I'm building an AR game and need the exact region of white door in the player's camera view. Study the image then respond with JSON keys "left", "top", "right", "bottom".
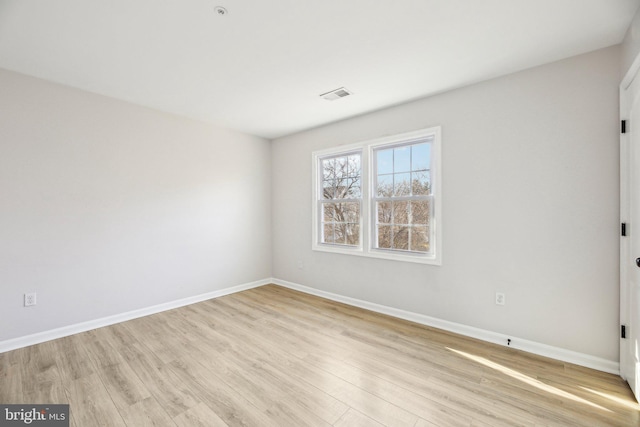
{"left": 621, "top": 64, "right": 640, "bottom": 402}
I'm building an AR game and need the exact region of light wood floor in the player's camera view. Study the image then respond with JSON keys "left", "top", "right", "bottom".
{"left": 0, "top": 284, "right": 638, "bottom": 426}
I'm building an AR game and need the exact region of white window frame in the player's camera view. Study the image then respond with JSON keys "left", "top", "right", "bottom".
{"left": 312, "top": 126, "right": 442, "bottom": 265}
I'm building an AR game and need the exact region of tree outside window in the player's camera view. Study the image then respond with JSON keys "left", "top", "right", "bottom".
{"left": 374, "top": 142, "right": 431, "bottom": 253}
{"left": 319, "top": 153, "right": 361, "bottom": 246}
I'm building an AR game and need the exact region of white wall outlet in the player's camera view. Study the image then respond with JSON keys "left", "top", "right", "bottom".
{"left": 495, "top": 292, "right": 505, "bottom": 306}
{"left": 24, "top": 292, "right": 37, "bottom": 307}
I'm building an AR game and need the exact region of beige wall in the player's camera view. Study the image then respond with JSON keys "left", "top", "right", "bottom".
{"left": 0, "top": 69, "right": 272, "bottom": 341}
{"left": 272, "top": 46, "right": 621, "bottom": 362}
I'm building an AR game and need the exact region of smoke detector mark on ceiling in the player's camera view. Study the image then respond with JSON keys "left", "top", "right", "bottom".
{"left": 320, "top": 87, "right": 353, "bottom": 101}
{"left": 214, "top": 6, "right": 228, "bottom": 16}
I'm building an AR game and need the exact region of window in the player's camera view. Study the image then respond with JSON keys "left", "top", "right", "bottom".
{"left": 374, "top": 141, "right": 432, "bottom": 253}
{"left": 312, "top": 127, "right": 441, "bottom": 264}
{"left": 318, "top": 152, "right": 362, "bottom": 247}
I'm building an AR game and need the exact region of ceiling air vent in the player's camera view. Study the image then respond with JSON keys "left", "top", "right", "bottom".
{"left": 320, "top": 87, "right": 353, "bottom": 101}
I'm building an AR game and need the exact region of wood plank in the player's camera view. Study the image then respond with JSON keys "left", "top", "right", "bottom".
{"left": 184, "top": 337, "right": 349, "bottom": 425}
{"left": 65, "top": 373, "right": 126, "bottom": 427}
{"left": 173, "top": 402, "right": 229, "bottom": 427}
{"left": 117, "top": 397, "right": 176, "bottom": 427}
{"left": 0, "top": 348, "right": 24, "bottom": 403}
{"left": 52, "top": 334, "right": 95, "bottom": 383}
{"left": 333, "top": 408, "right": 386, "bottom": 427}
{"left": 118, "top": 342, "right": 201, "bottom": 418}
{"left": 18, "top": 342, "right": 69, "bottom": 405}
{"left": 167, "top": 355, "right": 281, "bottom": 427}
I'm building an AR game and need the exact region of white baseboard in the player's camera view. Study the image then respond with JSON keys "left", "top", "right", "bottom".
{"left": 270, "top": 278, "right": 620, "bottom": 375}
{"left": 0, "top": 278, "right": 270, "bottom": 354}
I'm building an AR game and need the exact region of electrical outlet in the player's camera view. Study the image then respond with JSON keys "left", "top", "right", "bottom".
{"left": 495, "top": 292, "right": 505, "bottom": 306}
{"left": 24, "top": 292, "right": 37, "bottom": 307}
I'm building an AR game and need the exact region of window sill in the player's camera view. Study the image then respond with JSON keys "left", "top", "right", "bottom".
{"left": 312, "top": 243, "right": 441, "bottom": 265}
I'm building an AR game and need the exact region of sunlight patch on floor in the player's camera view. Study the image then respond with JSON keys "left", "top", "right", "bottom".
{"left": 447, "top": 348, "right": 611, "bottom": 412}
{"left": 580, "top": 386, "right": 640, "bottom": 411}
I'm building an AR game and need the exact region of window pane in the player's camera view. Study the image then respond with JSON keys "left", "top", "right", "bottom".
{"left": 335, "top": 157, "right": 348, "bottom": 179}
{"left": 377, "top": 202, "right": 392, "bottom": 224}
{"left": 411, "top": 200, "right": 430, "bottom": 225}
{"left": 393, "top": 226, "right": 409, "bottom": 250}
{"left": 411, "top": 171, "right": 430, "bottom": 196}
{"left": 394, "top": 173, "right": 411, "bottom": 196}
{"left": 348, "top": 155, "right": 360, "bottom": 178}
{"left": 346, "top": 223, "right": 359, "bottom": 245}
{"left": 377, "top": 225, "right": 392, "bottom": 249}
{"left": 323, "top": 203, "right": 335, "bottom": 222}
{"left": 323, "top": 224, "right": 335, "bottom": 243}
{"left": 334, "top": 223, "right": 347, "bottom": 244}
{"left": 338, "top": 202, "right": 360, "bottom": 223}
{"left": 335, "top": 180, "right": 348, "bottom": 199}
{"left": 377, "top": 174, "right": 393, "bottom": 197}
{"left": 411, "top": 143, "right": 430, "bottom": 171}
{"left": 322, "top": 158, "right": 336, "bottom": 180}
{"left": 394, "top": 146, "right": 411, "bottom": 173}
{"left": 377, "top": 149, "right": 393, "bottom": 175}
{"left": 324, "top": 155, "right": 361, "bottom": 200}
{"left": 322, "top": 179, "right": 336, "bottom": 199}
{"left": 346, "top": 178, "right": 361, "bottom": 198}
{"left": 411, "top": 226, "right": 429, "bottom": 252}
{"left": 393, "top": 201, "right": 409, "bottom": 224}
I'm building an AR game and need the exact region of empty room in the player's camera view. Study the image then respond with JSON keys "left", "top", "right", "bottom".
{"left": 2, "top": 0, "right": 640, "bottom": 426}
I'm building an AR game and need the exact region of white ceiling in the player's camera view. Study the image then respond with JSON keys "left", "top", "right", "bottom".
{"left": 0, "top": 0, "right": 638, "bottom": 139}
